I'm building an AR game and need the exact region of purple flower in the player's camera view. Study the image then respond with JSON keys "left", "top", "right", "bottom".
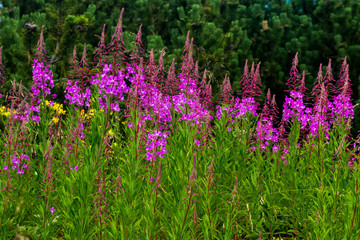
{"left": 31, "top": 58, "right": 55, "bottom": 103}
{"left": 91, "top": 64, "right": 130, "bottom": 111}
{"left": 50, "top": 207, "right": 55, "bottom": 214}
{"left": 272, "top": 144, "right": 279, "bottom": 153}
{"left": 20, "top": 154, "right": 30, "bottom": 160}
{"left": 146, "top": 131, "right": 168, "bottom": 161}
{"left": 2, "top": 165, "right": 7, "bottom": 170}
{"left": 70, "top": 165, "right": 79, "bottom": 171}
{"left": 31, "top": 115, "right": 41, "bottom": 123}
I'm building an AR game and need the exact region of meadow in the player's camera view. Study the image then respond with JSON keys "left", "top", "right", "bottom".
{"left": 0, "top": 9, "right": 359, "bottom": 240}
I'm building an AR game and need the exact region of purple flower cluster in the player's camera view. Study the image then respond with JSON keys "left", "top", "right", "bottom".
{"left": 256, "top": 117, "right": 279, "bottom": 149}
{"left": 91, "top": 64, "right": 130, "bottom": 111}
{"left": 10, "top": 154, "right": 29, "bottom": 174}
{"left": 65, "top": 81, "right": 91, "bottom": 107}
{"left": 31, "top": 58, "right": 55, "bottom": 104}
{"left": 216, "top": 97, "right": 258, "bottom": 121}
{"left": 146, "top": 130, "right": 168, "bottom": 161}
{"left": 282, "top": 91, "right": 311, "bottom": 129}
{"left": 171, "top": 74, "right": 211, "bottom": 125}
{"left": 328, "top": 94, "right": 354, "bottom": 124}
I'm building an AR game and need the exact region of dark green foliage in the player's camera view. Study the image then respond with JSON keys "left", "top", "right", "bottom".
{"left": 1, "top": 0, "right": 360, "bottom": 131}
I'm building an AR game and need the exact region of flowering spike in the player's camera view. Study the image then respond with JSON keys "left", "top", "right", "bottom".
{"left": 164, "top": 58, "right": 178, "bottom": 96}
{"left": 69, "top": 45, "right": 79, "bottom": 82}
{"left": 180, "top": 32, "right": 194, "bottom": 81}
{"left": 242, "top": 62, "right": 262, "bottom": 101}
{"left": 147, "top": 49, "right": 157, "bottom": 86}
{"left": 79, "top": 43, "right": 88, "bottom": 68}
{"left": 158, "top": 48, "right": 165, "bottom": 72}
{"left": 156, "top": 48, "right": 166, "bottom": 90}
{"left": 286, "top": 52, "right": 301, "bottom": 92}
{"left": 190, "top": 153, "right": 197, "bottom": 182}
{"left": 323, "top": 58, "right": 335, "bottom": 97}
{"left": 131, "top": 24, "right": 144, "bottom": 65}
{"left": 253, "top": 62, "right": 263, "bottom": 100}
{"left": 337, "top": 57, "right": 352, "bottom": 98}
{"left": 193, "top": 60, "right": 199, "bottom": 84}
{"left": 92, "top": 168, "right": 110, "bottom": 238}
{"left": 219, "top": 74, "right": 234, "bottom": 106}
{"left": 31, "top": 58, "right": 54, "bottom": 104}
{"left": 315, "top": 83, "right": 328, "bottom": 115}
{"left": 111, "top": 8, "right": 124, "bottom": 44}
{"left": 35, "top": 26, "right": 49, "bottom": 64}
{"left": 261, "top": 89, "right": 272, "bottom": 119}
{"left": 65, "top": 43, "right": 91, "bottom": 107}
{"left": 312, "top": 64, "right": 323, "bottom": 102}
{"left": 94, "top": 24, "right": 107, "bottom": 71}
{"left": 298, "top": 70, "right": 307, "bottom": 97}
{"left": 107, "top": 8, "right": 126, "bottom": 74}
{"left": 238, "top": 59, "right": 249, "bottom": 96}
{"left": 199, "top": 69, "right": 213, "bottom": 110}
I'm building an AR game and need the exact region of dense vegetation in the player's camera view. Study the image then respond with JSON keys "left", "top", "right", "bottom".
{"left": 1, "top": 0, "right": 360, "bottom": 97}
{"left": 0, "top": 8, "right": 359, "bottom": 239}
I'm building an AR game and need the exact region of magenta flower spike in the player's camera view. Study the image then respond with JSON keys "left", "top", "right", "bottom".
{"left": 286, "top": 52, "right": 301, "bottom": 93}
{"left": 337, "top": 58, "right": 352, "bottom": 98}
{"left": 35, "top": 26, "right": 49, "bottom": 65}
{"left": 131, "top": 24, "right": 144, "bottom": 64}
{"left": 65, "top": 44, "right": 91, "bottom": 107}
{"left": 164, "top": 58, "right": 178, "bottom": 97}
{"left": 242, "top": 62, "right": 262, "bottom": 101}
{"left": 238, "top": 59, "right": 249, "bottom": 97}
{"left": 198, "top": 69, "right": 213, "bottom": 111}
{"left": 107, "top": 8, "right": 126, "bottom": 74}
{"left": 31, "top": 58, "right": 54, "bottom": 104}
{"left": 262, "top": 89, "right": 278, "bottom": 123}
{"left": 94, "top": 24, "right": 107, "bottom": 71}
{"left": 219, "top": 74, "right": 234, "bottom": 106}
{"left": 147, "top": 49, "right": 157, "bottom": 86}
{"left": 298, "top": 70, "right": 308, "bottom": 100}
{"left": 180, "top": 31, "right": 195, "bottom": 82}
{"left": 312, "top": 63, "right": 323, "bottom": 104}
{"left": 323, "top": 59, "right": 335, "bottom": 98}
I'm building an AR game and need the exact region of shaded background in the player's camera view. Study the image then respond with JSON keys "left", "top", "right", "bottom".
{"left": 0, "top": 0, "right": 359, "bottom": 133}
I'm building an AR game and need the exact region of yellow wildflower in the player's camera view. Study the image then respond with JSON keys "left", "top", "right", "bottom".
{"left": 108, "top": 129, "right": 114, "bottom": 137}
{"left": 52, "top": 117, "right": 60, "bottom": 124}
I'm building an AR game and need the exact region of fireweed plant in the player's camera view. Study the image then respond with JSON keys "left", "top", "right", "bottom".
{"left": 0, "top": 9, "right": 359, "bottom": 240}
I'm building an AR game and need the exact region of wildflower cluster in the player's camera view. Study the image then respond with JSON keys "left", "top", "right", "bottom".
{"left": 31, "top": 58, "right": 55, "bottom": 104}
{"left": 9, "top": 154, "right": 29, "bottom": 175}
{"left": 146, "top": 131, "right": 168, "bottom": 161}
{"left": 0, "top": 106, "right": 11, "bottom": 117}
{"left": 91, "top": 64, "right": 130, "bottom": 112}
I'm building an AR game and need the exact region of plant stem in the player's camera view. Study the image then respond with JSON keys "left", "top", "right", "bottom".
{"left": 179, "top": 188, "right": 193, "bottom": 240}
